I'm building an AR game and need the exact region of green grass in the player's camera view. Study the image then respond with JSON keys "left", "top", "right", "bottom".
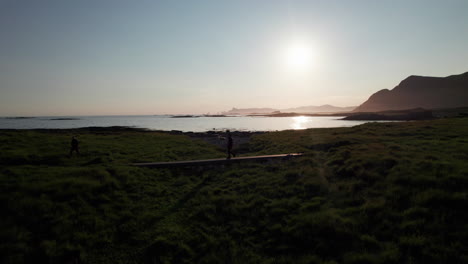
{"left": 1, "top": 118, "right": 468, "bottom": 263}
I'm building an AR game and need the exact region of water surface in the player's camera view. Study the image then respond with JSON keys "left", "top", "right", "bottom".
{"left": 0, "top": 115, "right": 374, "bottom": 132}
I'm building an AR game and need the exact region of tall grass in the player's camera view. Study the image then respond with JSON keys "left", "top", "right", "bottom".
{"left": 1, "top": 118, "right": 468, "bottom": 263}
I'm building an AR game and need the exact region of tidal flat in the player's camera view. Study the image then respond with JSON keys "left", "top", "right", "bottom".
{"left": 1, "top": 118, "right": 468, "bottom": 263}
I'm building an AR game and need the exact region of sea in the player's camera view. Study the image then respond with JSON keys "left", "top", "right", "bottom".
{"left": 0, "top": 115, "right": 375, "bottom": 132}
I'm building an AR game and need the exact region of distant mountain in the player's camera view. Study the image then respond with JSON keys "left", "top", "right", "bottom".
{"left": 283, "top": 105, "right": 356, "bottom": 113}
{"left": 223, "top": 107, "right": 278, "bottom": 115}
{"left": 354, "top": 72, "right": 468, "bottom": 112}
{"left": 223, "top": 105, "right": 356, "bottom": 115}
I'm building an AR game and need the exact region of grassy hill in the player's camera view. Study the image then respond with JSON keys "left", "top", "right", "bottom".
{"left": 1, "top": 118, "right": 468, "bottom": 263}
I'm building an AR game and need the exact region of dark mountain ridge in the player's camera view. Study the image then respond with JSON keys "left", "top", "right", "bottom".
{"left": 354, "top": 72, "right": 468, "bottom": 112}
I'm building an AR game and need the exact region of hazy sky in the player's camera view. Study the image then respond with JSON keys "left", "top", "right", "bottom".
{"left": 1, "top": 0, "right": 467, "bottom": 116}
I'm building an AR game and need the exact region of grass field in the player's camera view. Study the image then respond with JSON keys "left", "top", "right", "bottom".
{"left": 1, "top": 118, "right": 468, "bottom": 263}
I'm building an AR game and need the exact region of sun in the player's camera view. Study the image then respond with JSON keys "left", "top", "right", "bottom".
{"left": 282, "top": 41, "right": 314, "bottom": 73}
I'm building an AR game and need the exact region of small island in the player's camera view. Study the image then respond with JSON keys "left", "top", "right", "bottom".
{"left": 49, "top": 118, "right": 81, "bottom": 120}
{"left": 171, "top": 115, "right": 200, "bottom": 118}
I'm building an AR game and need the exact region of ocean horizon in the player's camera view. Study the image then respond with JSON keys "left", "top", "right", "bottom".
{"left": 0, "top": 115, "right": 375, "bottom": 132}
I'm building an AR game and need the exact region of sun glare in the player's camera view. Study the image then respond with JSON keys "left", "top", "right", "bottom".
{"left": 291, "top": 116, "right": 310, "bottom": 129}
{"left": 283, "top": 41, "right": 314, "bottom": 73}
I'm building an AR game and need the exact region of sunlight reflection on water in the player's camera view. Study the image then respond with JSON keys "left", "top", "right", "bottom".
{"left": 291, "top": 116, "right": 310, "bottom": 129}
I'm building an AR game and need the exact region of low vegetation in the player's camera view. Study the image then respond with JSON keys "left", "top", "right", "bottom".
{"left": 1, "top": 118, "right": 468, "bottom": 263}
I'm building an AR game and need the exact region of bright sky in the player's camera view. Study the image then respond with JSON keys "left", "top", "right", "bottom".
{"left": 1, "top": 0, "right": 467, "bottom": 116}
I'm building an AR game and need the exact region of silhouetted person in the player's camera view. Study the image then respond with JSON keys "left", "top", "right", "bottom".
{"left": 70, "top": 136, "right": 80, "bottom": 156}
{"left": 226, "top": 130, "right": 234, "bottom": 159}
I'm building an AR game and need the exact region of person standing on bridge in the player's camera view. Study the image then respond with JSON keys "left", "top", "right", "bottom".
{"left": 226, "top": 130, "right": 235, "bottom": 159}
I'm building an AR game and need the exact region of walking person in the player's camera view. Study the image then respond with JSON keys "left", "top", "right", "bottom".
{"left": 69, "top": 136, "right": 80, "bottom": 156}
{"left": 226, "top": 130, "right": 235, "bottom": 159}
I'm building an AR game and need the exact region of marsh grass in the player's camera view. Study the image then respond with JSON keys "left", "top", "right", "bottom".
{"left": 1, "top": 118, "right": 468, "bottom": 263}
